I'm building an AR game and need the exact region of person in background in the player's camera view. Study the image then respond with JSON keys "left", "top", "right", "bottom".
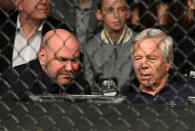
{"left": 166, "top": 0, "right": 195, "bottom": 76}
{"left": 84, "top": 0, "right": 136, "bottom": 95}
{"left": 123, "top": 28, "right": 195, "bottom": 106}
{"left": 50, "top": 0, "right": 103, "bottom": 63}
{"left": 126, "top": 0, "right": 141, "bottom": 32}
{"left": 126, "top": 0, "right": 171, "bottom": 32}
{"left": 0, "top": 0, "right": 70, "bottom": 73}
{"left": 0, "top": 29, "right": 91, "bottom": 101}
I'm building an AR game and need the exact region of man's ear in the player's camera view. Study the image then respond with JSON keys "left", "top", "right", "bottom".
{"left": 187, "top": 0, "right": 195, "bottom": 10}
{"left": 96, "top": 9, "right": 103, "bottom": 20}
{"left": 166, "top": 59, "right": 172, "bottom": 72}
{"left": 126, "top": 10, "right": 131, "bottom": 19}
{"left": 39, "top": 49, "right": 47, "bottom": 69}
{"left": 16, "top": 0, "right": 22, "bottom": 10}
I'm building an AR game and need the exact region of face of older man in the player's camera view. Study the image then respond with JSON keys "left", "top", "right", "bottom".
{"left": 17, "top": 0, "right": 50, "bottom": 20}
{"left": 132, "top": 37, "right": 171, "bottom": 88}
{"left": 39, "top": 29, "right": 80, "bottom": 85}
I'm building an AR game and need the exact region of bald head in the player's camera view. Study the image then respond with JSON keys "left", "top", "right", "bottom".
{"left": 39, "top": 29, "right": 80, "bottom": 85}
{"left": 41, "top": 29, "right": 79, "bottom": 51}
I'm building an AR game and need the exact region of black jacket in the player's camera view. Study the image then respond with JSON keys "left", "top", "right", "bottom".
{"left": 122, "top": 71, "right": 195, "bottom": 106}
{"left": 0, "top": 59, "right": 91, "bottom": 101}
{"left": 0, "top": 9, "right": 71, "bottom": 73}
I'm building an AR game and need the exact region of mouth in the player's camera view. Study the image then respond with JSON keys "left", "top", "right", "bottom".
{"left": 61, "top": 74, "right": 72, "bottom": 77}
{"left": 140, "top": 74, "right": 152, "bottom": 80}
{"left": 113, "top": 21, "right": 121, "bottom": 25}
{"left": 60, "top": 72, "right": 75, "bottom": 78}
{"left": 38, "top": 8, "right": 49, "bottom": 13}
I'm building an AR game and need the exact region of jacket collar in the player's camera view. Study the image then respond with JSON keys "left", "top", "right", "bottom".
{"left": 100, "top": 24, "right": 133, "bottom": 45}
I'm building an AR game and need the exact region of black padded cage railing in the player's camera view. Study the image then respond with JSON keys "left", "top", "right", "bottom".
{"left": 0, "top": 0, "right": 195, "bottom": 130}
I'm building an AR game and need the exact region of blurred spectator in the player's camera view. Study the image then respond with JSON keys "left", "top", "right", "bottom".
{"left": 141, "top": 0, "right": 169, "bottom": 27}
{"left": 127, "top": 0, "right": 171, "bottom": 31}
{"left": 126, "top": 0, "right": 141, "bottom": 32}
{"left": 50, "top": 0, "right": 103, "bottom": 57}
{"left": 0, "top": 29, "right": 91, "bottom": 101}
{"left": 84, "top": 0, "right": 136, "bottom": 95}
{"left": 156, "top": 1, "right": 169, "bottom": 25}
{"left": 164, "top": 0, "right": 195, "bottom": 75}
{"left": 0, "top": 0, "right": 70, "bottom": 73}
{"left": 123, "top": 28, "right": 195, "bottom": 106}
{"left": 126, "top": 0, "right": 140, "bottom": 24}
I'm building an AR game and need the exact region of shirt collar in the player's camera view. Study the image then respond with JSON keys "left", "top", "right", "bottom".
{"left": 100, "top": 24, "right": 133, "bottom": 45}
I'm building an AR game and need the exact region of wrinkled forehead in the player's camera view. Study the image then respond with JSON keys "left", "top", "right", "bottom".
{"left": 18, "top": 0, "right": 39, "bottom": 5}
{"left": 133, "top": 37, "right": 163, "bottom": 54}
{"left": 55, "top": 45, "right": 80, "bottom": 58}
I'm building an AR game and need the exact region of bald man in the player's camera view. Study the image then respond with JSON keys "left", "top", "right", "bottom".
{"left": 0, "top": 29, "right": 91, "bottom": 101}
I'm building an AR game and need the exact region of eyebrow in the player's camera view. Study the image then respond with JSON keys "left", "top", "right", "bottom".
{"left": 146, "top": 54, "right": 158, "bottom": 58}
{"left": 56, "top": 56, "right": 80, "bottom": 60}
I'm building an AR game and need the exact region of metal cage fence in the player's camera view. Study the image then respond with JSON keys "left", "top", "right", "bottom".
{"left": 0, "top": 0, "right": 195, "bottom": 130}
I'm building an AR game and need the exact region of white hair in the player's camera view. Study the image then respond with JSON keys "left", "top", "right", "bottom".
{"left": 131, "top": 28, "right": 174, "bottom": 64}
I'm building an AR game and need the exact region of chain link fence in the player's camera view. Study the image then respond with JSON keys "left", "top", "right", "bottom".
{"left": 0, "top": 0, "right": 195, "bottom": 130}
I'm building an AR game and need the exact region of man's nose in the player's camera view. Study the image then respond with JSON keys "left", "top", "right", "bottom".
{"left": 65, "top": 60, "right": 73, "bottom": 71}
{"left": 113, "top": 10, "right": 119, "bottom": 19}
{"left": 141, "top": 60, "right": 150, "bottom": 69}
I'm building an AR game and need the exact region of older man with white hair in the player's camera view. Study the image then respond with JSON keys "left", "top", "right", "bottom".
{"left": 123, "top": 28, "right": 195, "bottom": 106}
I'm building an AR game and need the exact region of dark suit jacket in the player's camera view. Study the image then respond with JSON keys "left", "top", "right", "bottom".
{"left": 50, "top": 0, "right": 103, "bottom": 42}
{"left": 0, "top": 59, "right": 91, "bottom": 101}
{"left": 0, "top": 9, "right": 71, "bottom": 73}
